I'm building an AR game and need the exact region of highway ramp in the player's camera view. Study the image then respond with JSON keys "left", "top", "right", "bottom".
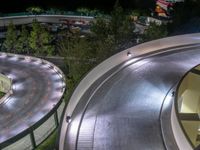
{"left": 0, "top": 54, "right": 65, "bottom": 148}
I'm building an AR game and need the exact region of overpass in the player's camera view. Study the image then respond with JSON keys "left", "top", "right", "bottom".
{"left": 0, "top": 15, "right": 94, "bottom": 27}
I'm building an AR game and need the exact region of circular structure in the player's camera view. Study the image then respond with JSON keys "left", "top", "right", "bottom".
{"left": 0, "top": 14, "right": 91, "bottom": 150}
{"left": 59, "top": 33, "right": 200, "bottom": 150}
{"left": 0, "top": 53, "right": 65, "bottom": 150}
{"left": 173, "top": 64, "right": 200, "bottom": 150}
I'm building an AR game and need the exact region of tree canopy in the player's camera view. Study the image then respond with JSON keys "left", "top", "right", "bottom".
{"left": 2, "top": 22, "right": 17, "bottom": 53}
{"left": 143, "top": 22, "right": 168, "bottom": 41}
{"left": 29, "top": 19, "right": 54, "bottom": 56}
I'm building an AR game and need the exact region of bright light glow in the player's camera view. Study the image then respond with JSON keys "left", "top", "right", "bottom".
{"left": 52, "top": 74, "right": 61, "bottom": 81}
{"left": 55, "top": 81, "right": 63, "bottom": 88}
{"left": 68, "top": 118, "right": 79, "bottom": 137}
{"left": 4, "top": 96, "right": 18, "bottom": 109}
{"left": 127, "top": 51, "right": 132, "bottom": 57}
{"left": 124, "top": 58, "right": 149, "bottom": 70}
{"left": 33, "top": 59, "right": 42, "bottom": 65}
{"left": 41, "top": 63, "right": 51, "bottom": 69}
{"left": 0, "top": 53, "right": 7, "bottom": 58}
{"left": 9, "top": 56, "right": 18, "bottom": 61}
{"left": 12, "top": 82, "right": 24, "bottom": 91}
{"left": 6, "top": 73, "right": 17, "bottom": 80}
{"left": 25, "top": 56, "right": 31, "bottom": 62}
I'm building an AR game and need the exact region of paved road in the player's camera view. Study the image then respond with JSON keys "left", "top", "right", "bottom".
{"left": 64, "top": 45, "right": 200, "bottom": 150}
{"left": 0, "top": 54, "right": 65, "bottom": 145}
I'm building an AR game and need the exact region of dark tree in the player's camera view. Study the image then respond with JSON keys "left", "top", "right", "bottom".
{"left": 2, "top": 22, "right": 17, "bottom": 53}
{"left": 143, "top": 22, "right": 168, "bottom": 41}
{"left": 29, "top": 19, "right": 54, "bottom": 56}
{"left": 16, "top": 25, "right": 29, "bottom": 54}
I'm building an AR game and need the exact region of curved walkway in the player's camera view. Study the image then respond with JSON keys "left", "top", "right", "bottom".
{"left": 0, "top": 54, "right": 65, "bottom": 147}
{"left": 60, "top": 34, "right": 200, "bottom": 150}
{"left": 0, "top": 15, "right": 93, "bottom": 27}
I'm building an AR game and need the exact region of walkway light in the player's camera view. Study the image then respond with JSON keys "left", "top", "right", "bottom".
{"left": 127, "top": 51, "right": 132, "bottom": 57}
{"left": 172, "top": 91, "right": 175, "bottom": 97}
{"left": 66, "top": 116, "right": 71, "bottom": 123}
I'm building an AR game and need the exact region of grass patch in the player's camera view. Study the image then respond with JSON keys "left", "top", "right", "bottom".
{"left": 0, "top": 91, "right": 5, "bottom": 99}
{"left": 36, "top": 130, "right": 58, "bottom": 150}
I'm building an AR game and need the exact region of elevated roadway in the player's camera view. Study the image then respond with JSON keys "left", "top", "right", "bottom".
{"left": 0, "top": 15, "right": 94, "bottom": 27}
{"left": 0, "top": 53, "right": 65, "bottom": 149}
{"left": 60, "top": 33, "right": 200, "bottom": 150}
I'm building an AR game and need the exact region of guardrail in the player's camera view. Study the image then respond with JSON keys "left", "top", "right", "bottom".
{"left": 0, "top": 15, "right": 94, "bottom": 27}
{"left": 0, "top": 52, "right": 66, "bottom": 150}
{"left": 0, "top": 12, "right": 94, "bottom": 18}
{"left": 59, "top": 33, "right": 200, "bottom": 150}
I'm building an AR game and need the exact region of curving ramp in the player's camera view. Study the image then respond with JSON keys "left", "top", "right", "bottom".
{"left": 60, "top": 33, "right": 200, "bottom": 150}
{"left": 0, "top": 53, "right": 65, "bottom": 149}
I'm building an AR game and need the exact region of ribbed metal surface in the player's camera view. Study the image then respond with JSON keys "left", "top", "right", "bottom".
{"left": 65, "top": 46, "right": 200, "bottom": 150}
{"left": 0, "top": 54, "right": 65, "bottom": 146}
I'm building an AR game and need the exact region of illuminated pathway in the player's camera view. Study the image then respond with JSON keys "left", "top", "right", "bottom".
{"left": 60, "top": 34, "right": 200, "bottom": 150}
{"left": 0, "top": 54, "right": 65, "bottom": 149}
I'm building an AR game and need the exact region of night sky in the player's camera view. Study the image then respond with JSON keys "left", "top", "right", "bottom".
{"left": 0, "top": 0, "right": 154, "bottom": 13}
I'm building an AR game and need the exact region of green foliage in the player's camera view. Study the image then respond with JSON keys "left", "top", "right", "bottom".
{"left": 91, "top": 0, "right": 134, "bottom": 55}
{"left": 110, "top": 0, "right": 125, "bottom": 39}
{"left": 0, "top": 91, "right": 5, "bottom": 98}
{"left": 2, "top": 22, "right": 17, "bottom": 53}
{"left": 26, "top": 7, "right": 44, "bottom": 15}
{"left": 94, "top": 34, "right": 115, "bottom": 61}
{"left": 59, "top": 34, "right": 94, "bottom": 79}
{"left": 59, "top": 34, "right": 96, "bottom": 96}
{"left": 143, "top": 22, "right": 168, "bottom": 41}
{"left": 29, "top": 20, "right": 54, "bottom": 56}
{"left": 76, "top": 7, "right": 101, "bottom": 16}
{"left": 90, "top": 17, "right": 110, "bottom": 39}
{"left": 16, "top": 25, "right": 29, "bottom": 54}
{"left": 36, "top": 130, "right": 57, "bottom": 150}
{"left": 130, "top": 9, "right": 141, "bottom": 17}
{"left": 76, "top": 8, "right": 90, "bottom": 16}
